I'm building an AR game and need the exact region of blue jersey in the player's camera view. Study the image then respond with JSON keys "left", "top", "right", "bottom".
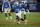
{"left": 12, "top": 5, "right": 21, "bottom": 12}
{"left": 3, "top": 1, "right": 10, "bottom": 9}
{"left": 19, "top": 3, "right": 27, "bottom": 11}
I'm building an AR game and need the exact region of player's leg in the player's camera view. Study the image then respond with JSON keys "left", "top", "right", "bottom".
{"left": 18, "top": 14, "right": 24, "bottom": 21}
{"left": 20, "top": 18, "right": 24, "bottom": 21}
{"left": 16, "top": 13, "right": 20, "bottom": 24}
{"left": 8, "top": 8, "right": 12, "bottom": 19}
{"left": 5, "top": 13, "right": 8, "bottom": 19}
{"left": 14, "top": 14, "right": 24, "bottom": 24}
{"left": 4, "top": 8, "right": 8, "bottom": 19}
{"left": 8, "top": 13, "right": 12, "bottom": 19}
{"left": 14, "top": 10, "right": 23, "bottom": 22}
{"left": 14, "top": 10, "right": 24, "bottom": 24}
{"left": 23, "top": 11, "right": 27, "bottom": 24}
{"left": 14, "top": 15, "right": 18, "bottom": 22}
{"left": 24, "top": 14, "right": 27, "bottom": 24}
{"left": 24, "top": 12, "right": 26, "bottom": 20}
{"left": 18, "top": 11, "right": 24, "bottom": 21}
{"left": 16, "top": 15, "right": 20, "bottom": 24}
{"left": 14, "top": 12, "right": 20, "bottom": 24}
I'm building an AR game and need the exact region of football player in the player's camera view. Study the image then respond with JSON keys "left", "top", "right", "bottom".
{"left": 12, "top": 1, "right": 24, "bottom": 24}
{"left": 2, "top": 0, "right": 12, "bottom": 20}
{"left": 19, "top": 1, "right": 29, "bottom": 24}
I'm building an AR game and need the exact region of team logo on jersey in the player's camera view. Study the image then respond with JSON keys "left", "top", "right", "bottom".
{"left": 15, "top": 9, "right": 19, "bottom": 11}
{"left": 5, "top": 4, "right": 7, "bottom": 7}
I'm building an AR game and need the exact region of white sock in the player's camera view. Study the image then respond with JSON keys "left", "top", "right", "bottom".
{"left": 24, "top": 20, "right": 27, "bottom": 24}
{"left": 10, "top": 16, "right": 12, "bottom": 19}
{"left": 24, "top": 20, "right": 27, "bottom": 22}
{"left": 14, "top": 20, "right": 16, "bottom": 22}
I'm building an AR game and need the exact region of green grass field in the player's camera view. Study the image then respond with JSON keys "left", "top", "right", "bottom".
{"left": 0, "top": 12, "right": 40, "bottom": 27}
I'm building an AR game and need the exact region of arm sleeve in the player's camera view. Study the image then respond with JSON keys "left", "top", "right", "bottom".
{"left": 24, "top": 4, "right": 27, "bottom": 7}
{"left": 8, "top": 1, "right": 10, "bottom": 4}
{"left": 3, "top": 1, "right": 4, "bottom": 4}
{"left": 19, "top": 4, "right": 22, "bottom": 7}
{"left": 24, "top": 4, "right": 28, "bottom": 9}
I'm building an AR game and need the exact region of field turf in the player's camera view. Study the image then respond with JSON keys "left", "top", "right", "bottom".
{"left": 0, "top": 12, "right": 40, "bottom": 27}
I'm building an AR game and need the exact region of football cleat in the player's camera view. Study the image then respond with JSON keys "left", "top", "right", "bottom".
{"left": 17, "top": 21, "right": 20, "bottom": 24}
{"left": 24, "top": 20, "right": 27, "bottom": 24}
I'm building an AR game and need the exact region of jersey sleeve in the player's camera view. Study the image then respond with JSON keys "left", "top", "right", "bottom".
{"left": 19, "top": 4, "right": 22, "bottom": 7}
{"left": 24, "top": 4, "right": 27, "bottom": 7}
{"left": 3, "top": 1, "right": 5, "bottom": 4}
{"left": 8, "top": 1, "right": 10, "bottom": 4}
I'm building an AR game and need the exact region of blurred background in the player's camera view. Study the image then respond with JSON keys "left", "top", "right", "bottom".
{"left": 0, "top": 0, "right": 40, "bottom": 27}
{"left": 0, "top": 0, "right": 40, "bottom": 12}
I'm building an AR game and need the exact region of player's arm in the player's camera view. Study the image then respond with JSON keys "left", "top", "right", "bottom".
{"left": 2, "top": 1, "right": 4, "bottom": 12}
{"left": 9, "top": 3, "right": 11, "bottom": 9}
{"left": 1, "top": 4, "right": 4, "bottom": 13}
{"left": 19, "top": 4, "right": 22, "bottom": 8}
{"left": 2, "top": 4, "right": 4, "bottom": 11}
{"left": 25, "top": 4, "right": 29, "bottom": 13}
